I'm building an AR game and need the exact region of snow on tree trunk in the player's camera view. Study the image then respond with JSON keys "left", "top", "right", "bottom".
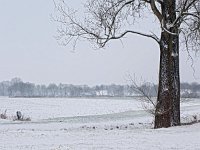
{"left": 155, "top": 33, "right": 172, "bottom": 128}
{"left": 155, "top": 0, "right": 180, "bottom": 128}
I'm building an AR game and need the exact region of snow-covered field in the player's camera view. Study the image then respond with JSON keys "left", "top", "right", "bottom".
{"left": 0, "top": 97, "right": 200, "bottom": 150}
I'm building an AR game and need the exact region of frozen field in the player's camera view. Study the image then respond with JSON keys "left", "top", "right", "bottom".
{"left": 0, "top": 97, "right": 200, "bottom": 150}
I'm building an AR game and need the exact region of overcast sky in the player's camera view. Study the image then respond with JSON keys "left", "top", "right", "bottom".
{"left": 0, "top": 1, "right": 199, "bottom": 85}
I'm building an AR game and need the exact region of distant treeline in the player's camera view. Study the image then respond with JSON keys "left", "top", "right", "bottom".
{"left": 0, "top": 78, "right": 200, "bottom": 98}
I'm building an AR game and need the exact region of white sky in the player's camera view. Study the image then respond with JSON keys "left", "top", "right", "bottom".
{"left": 0, "top": 0, "right": 199, "bottom": 85}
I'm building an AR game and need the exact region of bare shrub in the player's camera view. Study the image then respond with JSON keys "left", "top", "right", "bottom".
{"left": 0, "top": 110, "right": 7, "bottom": 119}
{"left": 13, "top": 112, "right": 31, "bottom": 121}
{"left": 126, "top": 74, "right": 157, "bottom": 116}
{"left": 1, "top": 110, "right": 31, "bottom": 121}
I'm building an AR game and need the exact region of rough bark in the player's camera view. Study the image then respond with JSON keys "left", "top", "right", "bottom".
{"left": 155, "top": 32, "right": 172, "bottom": 128}
{"left": 155, "top": 0, "right": 180, "bottom": 128}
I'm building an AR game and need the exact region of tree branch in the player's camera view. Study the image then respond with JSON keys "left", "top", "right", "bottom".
{"left": 109, "top": 30, "right": 160, "bottom": 43}
{"left": 150, "top": 0, "right": 162, "bottom": 22}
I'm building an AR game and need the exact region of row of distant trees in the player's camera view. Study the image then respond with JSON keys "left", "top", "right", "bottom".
{"left": 0, "top": 78, "right": 199, "bottom": 98}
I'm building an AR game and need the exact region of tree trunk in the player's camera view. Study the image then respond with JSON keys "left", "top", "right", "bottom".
{"left": 154, "top": 0, "right": 180, "bottom": 128}
{"left": 155, "top": 33, "right": 172, "bottom": 128}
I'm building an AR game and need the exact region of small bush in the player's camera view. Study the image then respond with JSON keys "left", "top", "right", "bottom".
{"left": 13, "top": 113, "right": 31, "bottom": 121}
{"left": 0, "top": 110, "right": 7, "bottom": 119}
{"left": 0, "top": 110, "right": 31, "bottom": 121}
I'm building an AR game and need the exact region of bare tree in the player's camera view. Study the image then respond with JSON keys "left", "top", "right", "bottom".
{"left": 126, "top": 74, "right": 158, "bottom": 116}
{"left": 53, "top": 0, "right": 200, "bottom": 128}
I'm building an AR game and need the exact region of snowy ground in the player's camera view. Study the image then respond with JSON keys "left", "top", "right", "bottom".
{"left": 0, "top": 97, "right": 200, "bottom": 150}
